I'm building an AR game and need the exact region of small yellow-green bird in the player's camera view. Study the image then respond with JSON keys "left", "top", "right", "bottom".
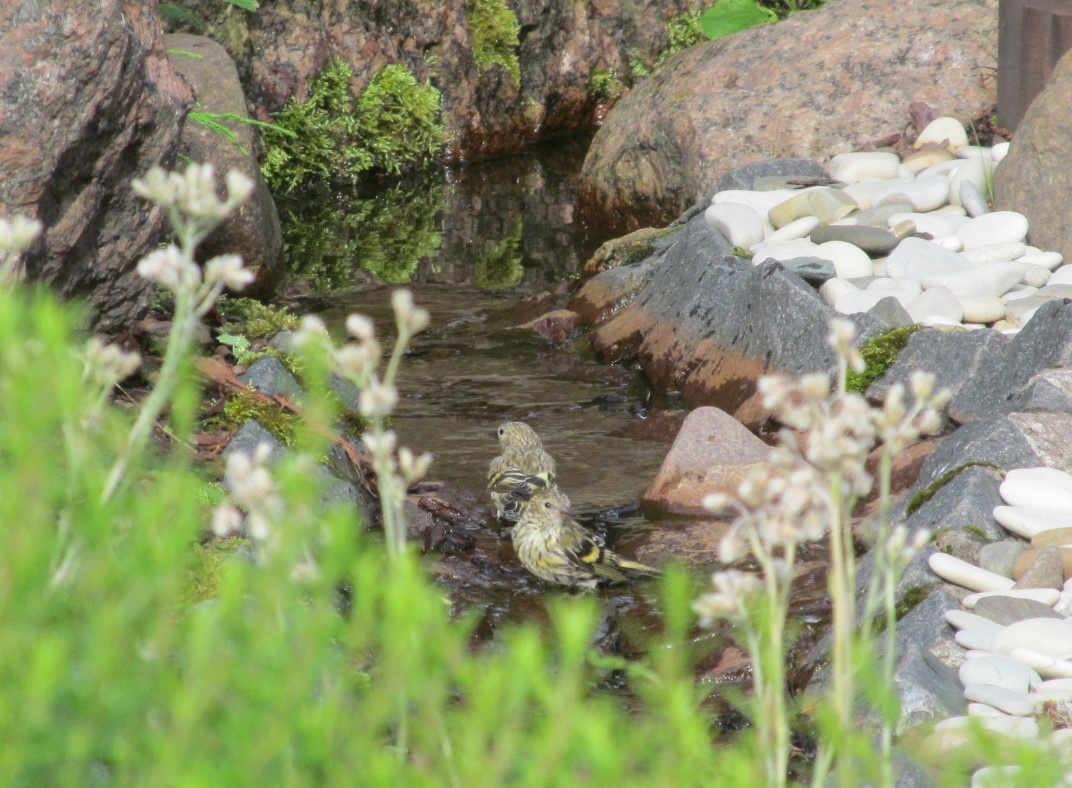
{"left": 511, "top": 489, "right": 660, "bottom": 588}
{"left": 487, "top": 421, "right": 567, "bottom": 522}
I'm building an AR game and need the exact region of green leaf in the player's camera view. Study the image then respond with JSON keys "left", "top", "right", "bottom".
{"left": 160, "top": 3, "right": 203, "bottom": 27}
{"left": 224, "top": 0, "right": 259, "bottom": 10}
{"left": 699, "top": 0, "right": 776, "bottom": 41}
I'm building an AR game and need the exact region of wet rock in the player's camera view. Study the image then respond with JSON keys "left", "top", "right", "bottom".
{"left": 609, "top": 409, "right": 689, "bottom": 443}
{"left": 948, "top": 300, "right": 1072, "bottom": 424}
{"left": 641, "top": 406, "right": 771, "bottom": 517}
{"left": 0, "top": 1, "right": 191, "bottom": 331}
{"left": 222, "top": 421, "right": 286, "bottom": 465}
{"left": 166, "top": 34, "right": 284, "bottom": 298}
{"left": 516, "top": 309, "right": 584, "bottom": 344}
{"left": 631, "top": 519, "right": 731, "bottom": 569}
{"left": 581, "top": 226, "right": 681, "bottom": 281}
{"left": 994, "top": 48, "right": 1072, "bottom": 269}
{"left": 582, "top": 210, "right": 880, "bottom": 422}
{"left": 579, "top": 0, "right": 997, "bottom": 231}
{"left": 237, "top": 356, "right": 304, "bottom": 400}
{"left": 568, "top": 260, "right": 658, "bottom": 325}
{"left": 171, "top": 0, "right": 704, "bottom": 162}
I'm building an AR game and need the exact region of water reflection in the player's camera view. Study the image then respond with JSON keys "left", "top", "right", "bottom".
{"left": 277, "top": 133, "right": 600, "bottom": 293}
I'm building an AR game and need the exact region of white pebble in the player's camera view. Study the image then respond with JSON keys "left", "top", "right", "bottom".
{"left": 958, "top": 295, "right": 1006, "bottom": 324}
{"left": 872, "top": 174, "right": 950, "bottom": 212}
{"left": 991, "top": 142, "right": 1011, "bottom": 162}
{"left": 828, "top": 151, "right": 901, "bottom": 183}
{"left": 815, "top": 240, "right": 873, "bottom": 278}
{"left": 1016, "top": 251, "right": 1063, "bottom": 271}
{"left": 929, "top": 553, "right": 1016, "bottom": 592}
{"left": 959, "top": 654, "right": 1040, "bottom": 693}
{"left": 947, "top": 610, "right": 1005, "bottom": 633}
{"left": 963, "top": 589, "right": 1062, "bottom": 608}
{"left": 957, "top": 211, "right": 1030, "bottom": 250}
{"left": 907, "top": 286, "right": 964, "bottom": 324}
{"left": 992, "top": 618, "right": 1072, "bottom": 660}
{"left": 992, "top": 505, "right": 1072, "bottom": 538}
{"left": 818, "top": 277, "right": 858, "bottom": 306}
{"left": 921, "top": 262, "right": 1026, "bottom": 298}
{"left": 765, "top": 215, "right": 820, "bottom": 243}
{"left": 916, "top": 116, "right": 969, "bottom": 152}
{"left": 1009, "top": 647, "right": 1072, "bottom": 678}
{"left": 962, "top": 242, "right": 1027, "bottom": 265}
{"left": 963, "top": 684, "right": 1033, "bottom": 716}
{"left": 704, "top": 203, "right": 765, "bottom": 248}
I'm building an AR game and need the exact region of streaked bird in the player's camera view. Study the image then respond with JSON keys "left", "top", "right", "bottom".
{"left": 511, "top": 490, "right": 660, "bottom": 589}
{"left": 487, "top": 421, "right": 567, "bottom": 522}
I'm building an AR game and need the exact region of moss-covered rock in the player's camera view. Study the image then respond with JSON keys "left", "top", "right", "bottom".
{"left": 467, "top": 0, "right": 521, "bottom": 87}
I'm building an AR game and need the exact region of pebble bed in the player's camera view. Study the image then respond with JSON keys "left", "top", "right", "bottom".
{"left": 703, "top": 116, "right": 1066, "bottom": 334}
{"left": 704, "top": 117, "right": 1072, "bottom": 780}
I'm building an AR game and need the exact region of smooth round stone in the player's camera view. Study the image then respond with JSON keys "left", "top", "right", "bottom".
{"left": 962, "top": 242, "right": 1028, "bottom": 265}
{"left": 887, "top": 237, "right": 973, "bottom": 282}
{"left": 1033, "top": 527, "right": 1072, "bottom": 548}
{"left": 958, "top": 295, "right": 1006, "bottom": 324}
{"left": 955, "top": 628, "right": 998, "bottom": 651}
{"left": 1038, "top": 677, "right": 1072, "bottom": 691}
{"left": 842, "top": 180, "right": 897, "bottom": 211}
{"left": 929, "top": 553, "right": 1016, "bottom": 592}
{"left": 957, "top": 211, "right": 1030, "bottom": 250}
{"left": 916, "top": 116, "right": 969, "bottom": 151}
{"left": 1017, "top": 251, "right": 1064, "bottom": 271}
{"left": 992, "top": 618, "right": 1072, "bottom": 659}
{"left": 818, "top": 277, "right": 857, "bottom": 306}
{"left": 963, "top": 684, "right": 1034, "bottom": 716}
{"left": 920, "top": 158, "right": 968, "bottom": 179}
{"left": 933, "top": 204, "right": 969, "bottom": 216}
{"left": 765, "top": 215, "right": 820, "bottom": 243}
{"left": 828, "top": 151, "right": 901, "bottom": 183}
{"left": 751, "top": 238, "right": 820, "bottom": 264}
{"left": 902, "top": 147, "right": 954, "bottom": 173}
{"left": 978, "top": 540, "right": 1027, "bottom": 578}
{"left": 974, "top": 594, "right": 1064, "bottom": 625}
{"left": 991, "top": 141, "right": 1011, "bottom": 162}
{"left": 767, "top": 187, "right": 857, "bottom": 228}
{"left": 947, "top": 609, "right": 1005, "bottom": 632}
{"left": 1027, "top": 688, "right": 1072, "bottom": 707}
{"left": 1001, "top": 468, "right": 1072, "bottom": 508}
{"left": 1047, "top": 264, "right": 1072, "bottom": 285}
{"left": 814, "top": 240, "right": 873, "bottom": 278}
{"left": 907, "top": 286, "right": 964, "bottom": 324}
{"left": 963, "top": 588, "right": 1062, "bottom": 608}
{"left": 834, "top": 289, "right": 901, "bottom": 315}
{"left": 872, "top": 174, "right": 950, "bottom": 212}
{"left": 712, "top": 188, "right": 795, "bottom": 213}
{"left": 959, "top": 180, "right": 990, "bottom": 218}
{"left": 889, "top": 219, "right": 916, "bottom": 240}
{"left": 960, "top": 655, "right": 1041, "bottom": 694}
{"left": 867, "top": 277, "right": 921, "bottom": 296}
{"left": 922, "top": 262, "right": 1027, "bottom": 298}
{"left": 1009, "top": 647, "right": 1072, "bottom": 678}
{"left": 1003, "top": 284, "right": 1039, "bottom": 302}
{"left": 949, "top": 157, "right": 994, "bottom": 208}
{"left": 956, "top": 145, "right": 992, "bottom": 160}
{"left": 852, "top": 202, "right": 914, "bottom": 228}
{"left": 993, "top": 506, "right": 1072, "bottom": 538}
{"left": 1021, "top": 264, "right": 1052, "bottom": 289}
{"left": 888, "top": 212, "right": 969, "bottom": 238}
{"left": 704, "top": 203, "right": 765, "bottom": 248}
{"left": 934, "top": 236, "right": 965, "bottom": 252}
{"left": 966, "top": 703, "right": 1013, "bottom": 718}
{"left": 810, "top": 224, "right": 899, "bottom": 255}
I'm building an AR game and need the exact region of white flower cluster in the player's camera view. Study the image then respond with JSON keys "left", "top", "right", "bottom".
{"left": 213, "top": 442, "right": 282, "bottom": 543}
{"left": 83, "top": 337, "right": 141, "bottom": 389}
{"left": 132, "top": 163, "right": 253, "bottom": 225}
{"left": 697, "top": 319, "right": 946, "bottom": 625}
{"left": 0, "top": 214, "right": 43, "bottom": 283}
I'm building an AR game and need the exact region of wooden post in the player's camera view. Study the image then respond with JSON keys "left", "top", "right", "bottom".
{"left": 999, "top": 0, "right": 1072, "bottom": 131}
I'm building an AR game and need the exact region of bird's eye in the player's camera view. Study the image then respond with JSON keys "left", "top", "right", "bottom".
{"left": 497, "top": 427, "right": 505, "bottom": 436}
{"left": 544, "top": 502, "right": 552, "bottom": 509}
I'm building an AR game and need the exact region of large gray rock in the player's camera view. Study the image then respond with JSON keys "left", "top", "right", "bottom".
{"left": 867, "top": 328, "right": 1009, "bottom": 410}
{"left": 902, "top": 465, "right": 1005, "bottom": 543}
{"left": 0, "top": 1, "right": 191, "bottom": 331}
{"left": 994, "top": 47, "right": 1072, "bottom": 265}
{"left": 166, "top": 34, "right": 283, "bottom": 298}
{"left": 579, "top": 0, "right": 998, "bottom": 230}
{"left": 910, "top": 415, "right": 1043, "bottom": 494}
{"left": 168, "top": 0, "right": 709, "bottom": 162}
{"left": 948, "top": 300, "right": 1072, "bottom": 424}
{"left": 577, "top": 210, "right": 880, "bottom": 425}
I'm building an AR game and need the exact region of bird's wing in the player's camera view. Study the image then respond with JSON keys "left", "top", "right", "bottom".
{"left": 559, "top": 521, "right": 628, "bottom": 583}
{"left": 487, "top": 467, "right": 554, "bottom": 496}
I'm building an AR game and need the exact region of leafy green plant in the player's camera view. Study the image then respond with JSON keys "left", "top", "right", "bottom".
{"left": 261, "top": 61, "right": 444, "bottom": 192}
{"left": 186, "top": 109, "right": 296, "bottom": 157}
{"left": 467, "top": 0, "right": 522, "bottom": 87}
{"left": 699, "top": 0, "right": 777, "bottom": 40}
{"left": 844, "top": 324, "right": 922, "bottom": 394}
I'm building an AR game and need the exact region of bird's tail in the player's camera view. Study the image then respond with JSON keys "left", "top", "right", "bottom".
{"left": 613, "top": 556, "right": 661, "bottom": 578}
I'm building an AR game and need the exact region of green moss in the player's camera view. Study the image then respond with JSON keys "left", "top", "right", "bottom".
{"left": 904, "top": 462, "right": 998, "bottom": 517}
{"left": 277, "top": 178, "right": 444, "bottom": 290}
{"left": 467, "top": 0, "right": 521, "bottom": 87}
{"left": 588, "top": 69, "right": 625, "bottom": 103}
{"left": 218, "top": 297, "right": 299, "bottom": 340}
{"left": 475, "top": 216, "right": 524, "bottom": 289}
{"left": 963, "top": 524, "right": 988, "bottom": 540}
{"left": 214, "top": 389, "right": 300, "bottom": 445}
{"left": 844, "top": 324, "right": 922, "bottom": 394}
{"left": 666, "top": 10, "right": 706, "bottom": 53}
{"left": 186, "top": 538, "right": 252, "bottom": 603}
{"left": 261, "top": 61, "right": 444, "bottom": 192}
{"left": 893, "top": 585, "right": 930, "bottom": 620}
